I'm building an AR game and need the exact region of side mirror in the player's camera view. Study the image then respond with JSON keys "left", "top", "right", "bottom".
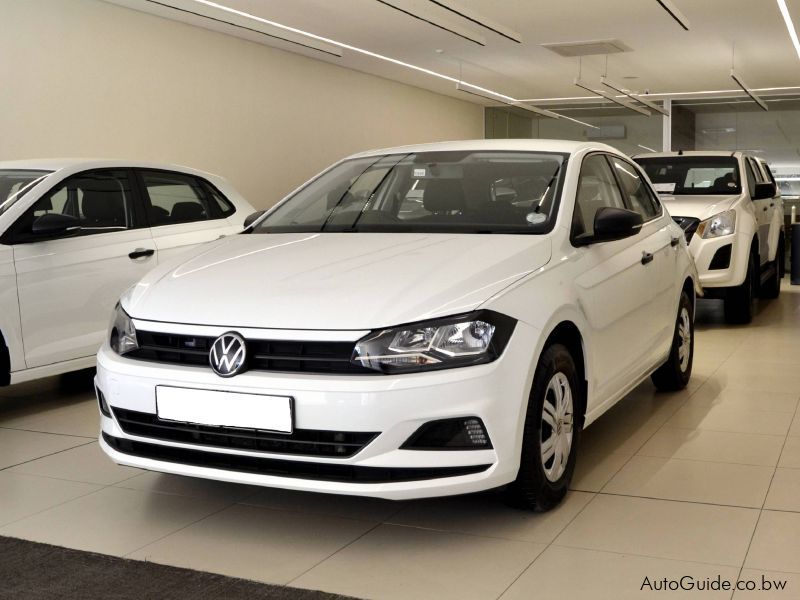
{"left": 243, "top": 210, "right": 267, "bottom": 229}
{"left": 31, "top": 213, "right": 81, "bottom": 238}
{"left": 752, "top": 182, "right": 776, "bottom": 201}
{"left": 575, "top": 207, "right": 643, "bottom": 246}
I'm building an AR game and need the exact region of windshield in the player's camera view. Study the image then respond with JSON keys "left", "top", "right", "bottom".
{"left": 0, "top": 169, "right": 52, "bottom": 216}
{"left": 635, "top": 156, "right": 741, "bottom": 195}
{"left": 253, "top": 151, "right": 567, "bottom": 234}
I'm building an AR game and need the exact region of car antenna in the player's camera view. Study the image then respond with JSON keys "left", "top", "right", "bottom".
{"left": 678, "top": 149, "right": 683, "bottom": 155}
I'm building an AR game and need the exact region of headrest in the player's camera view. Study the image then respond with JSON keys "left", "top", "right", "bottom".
{"left": 171, "top": 201, "right": 205, "bottom": 222}
{"left": 423, "top": 179, "right": 465, "bottom": 213}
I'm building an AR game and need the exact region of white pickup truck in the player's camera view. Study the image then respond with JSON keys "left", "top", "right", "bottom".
{"left": 634, "top": 151, "right": 784, "bottom": 323}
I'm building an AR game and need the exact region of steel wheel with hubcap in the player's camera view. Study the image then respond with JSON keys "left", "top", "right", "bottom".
{"left": 652, "top": 290, "right": 694, "bottom": 391}
{"left": 541, "top": 372, "right": 574, "bottom": 482}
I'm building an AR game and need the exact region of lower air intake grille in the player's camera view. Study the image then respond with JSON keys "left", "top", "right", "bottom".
{"left": 103, "top": 433, "right": 491, "bottom": 483}
{"left": 112, "top": 408, "right": 377, "bottom": 458}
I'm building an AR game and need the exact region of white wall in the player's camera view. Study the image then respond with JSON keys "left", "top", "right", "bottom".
{"left": 0, "top": 0, "right": 483, "bottom": 208}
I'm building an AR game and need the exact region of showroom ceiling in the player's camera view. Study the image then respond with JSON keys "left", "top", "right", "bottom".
{"left": 107, "top": 0, "right": 800, "bottom": 107}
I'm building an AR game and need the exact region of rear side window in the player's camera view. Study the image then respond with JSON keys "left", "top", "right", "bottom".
{"left": 139, "top": 170, "right": 220, "bottom": 226}
{"left": 610, "top": 157, "right": 661, "bottom": 220}
{"left": 201, "top": 180, "right": 236, "bottom": 217}
{"left": 573, "top": 154, "right": 626, "bottom": 239}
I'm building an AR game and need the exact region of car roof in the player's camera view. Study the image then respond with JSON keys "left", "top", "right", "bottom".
{"left": 346, "top": 139, "right": 623, "bottom": 159}
{"left": 632, "top": 150, "right": 744, "bottom": 159}
{"left": 0, "top": 158, "right": 220, "bottom": 178}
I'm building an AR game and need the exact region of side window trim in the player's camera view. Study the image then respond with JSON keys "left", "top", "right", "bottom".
{"left": 570, "top": 151, "right": 628, "bottom": 246}
{"left": 608, "top": 155, "right": 664, "bottom": 223}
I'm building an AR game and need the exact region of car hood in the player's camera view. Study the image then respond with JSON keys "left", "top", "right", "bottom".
{"left": 659, "top": 194, "right": 740, "bottom": 221}
{"left": 124, "top": 233, "right": 552, "bottom": 330}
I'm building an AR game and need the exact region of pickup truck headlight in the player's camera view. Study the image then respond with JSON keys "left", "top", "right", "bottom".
{"left": 697, "top": 210, "right": 736, "bottom": 239}
{"left": 352, "top": 311, "right": 516, "bottom": 374}
{"left": 109, "top": 303, "right": 139, "bottom": 355}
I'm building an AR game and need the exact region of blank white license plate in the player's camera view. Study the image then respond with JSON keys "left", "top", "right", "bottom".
{"left": 156, "top": 386, "right": 293, "bottom": 433}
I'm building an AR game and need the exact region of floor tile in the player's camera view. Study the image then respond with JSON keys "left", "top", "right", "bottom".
{"left": 0, "top": 399, "right": 99, "bottom": 438}
{"left": 765, "top": 469, "right": 800, "bottom": 512}
{"left": 0, "top": 486, "right": 227, "bottom": 556}
{"left": 116, "top": 472, "right": 256, "bottom": 504}
{"left": 129, "top": 503, "right": 376, "bottom": 585}
{"left": 0, "top": 429, "right": 90, "bottom": 469}
{"left": 501, "top": 545, "right": 739, "bottom": 600}
{"left": 779, "top": 436, "right": 800, "bottom": 469}
{"left": 0, "top": 471, "right": 101, "bottom": 527}
{"left": 604, "top": 455, "right": 774, "bottom": 507}
{"left": 705, "top": 371, "right": 800, "bottom": 395}
{"left": 686, "top": 385, "right": 799, "bottom": 414}
{"left": 388, "top": 490, "right": 594, "bottom": 544}
{"left": 791, "top": 413, "right": 800, "bottom": 437}
{"left": 242, "top": 486, "right": 401, "bottom": 522}
{"left": 665, "top": 402, "right": 793, "bottom": 436}
{"left": 9, "top": 441, "right": 139, "bottom": 486}
{"left": 734, "top": 569, "right": 799, "bottom": 598}
{"left": 638, "top": 427, "right": 785, "bottom": 466}
{"left": 571, "top": 451, "right": 631, "bottom": 492}
{"left": 745, "top": 510, "right": 800, "bottom": 574}
{"left": 555, "top": 495, "right": 759, "bottom": 566}
{"left": 293, "top": 523, "right": 546, "bottom": 600}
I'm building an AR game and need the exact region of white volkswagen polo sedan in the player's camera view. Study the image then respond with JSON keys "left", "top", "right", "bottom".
{"left": 0, "top": 159, "right": 254, "bottom": 385}
{"left": 97, "top": 140, "right": 698, "bottom": 510}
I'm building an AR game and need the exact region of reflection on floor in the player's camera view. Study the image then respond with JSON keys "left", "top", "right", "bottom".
{"left": 1, "top": 288, "right": 799, "bottom": 600}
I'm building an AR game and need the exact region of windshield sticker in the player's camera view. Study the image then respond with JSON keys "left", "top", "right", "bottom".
{"left": 653, "top": 182, "right": 676, "bottom": 193}
{"left": 413, "top": 168, "right": 426, "bottom": 178}
{"left": 526, "top": 212, "right": 548, "bottom": 225}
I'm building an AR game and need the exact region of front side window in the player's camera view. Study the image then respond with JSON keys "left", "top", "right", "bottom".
{"left": 636, "top": 156, "right": 741, "bottom": 195}
{"left": 0, "top": 170, "right": 52, "bottom": 217}
{"left": 140, "top": 171, "right": 215, "bottom": 226}
{"left": 610, "top": 157, "right": 661, "bottom": 220}
{"left": 253, "top": 151, "right": 567, "bottom": 235}
{"left": 10, "top": 170, "right": 136, "bottom": 241}
{"left": 572, "top": 154, "right": 626, "bottom": 239}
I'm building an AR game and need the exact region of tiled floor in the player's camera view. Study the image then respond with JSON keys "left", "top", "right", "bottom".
{"left": 2, "top": 289, "right": 799, "bottom": 599}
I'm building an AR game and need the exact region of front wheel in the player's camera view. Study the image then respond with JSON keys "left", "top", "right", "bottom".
{"left": 724, "top": 248, "right": 757, "bottom": 324}
{"left": 760, "top": 236, "right": 784, "bottom": 299}
{"left": 651, "top": 290, "right": 694, "bottom": 392}
{"left": 506, "top": 344, "right": 583, "bottom": 511}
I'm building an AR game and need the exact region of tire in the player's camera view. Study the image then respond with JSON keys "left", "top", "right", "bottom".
{"left": 760, "top": 236, "right": 783, "bottom": 299}
{"left": 651, "top": 290, "right": 694, "bottom": 392}
{"left": 724, "top": 247, "right": 757, "bottom": 324}
{"left": 506, "top": 344, "right": 583, "bottom": 511}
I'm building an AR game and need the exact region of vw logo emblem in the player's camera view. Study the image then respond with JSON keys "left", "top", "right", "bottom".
{"left": 209, "top": 332, "right": 247, "bottom": 377}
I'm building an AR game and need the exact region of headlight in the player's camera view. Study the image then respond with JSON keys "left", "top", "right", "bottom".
{"left": 109, "top": 303, "right": 139, "bottom": 355}
{"left": 352, "top": 311, "right": 516, "bottom": 374}
{"left": 697, "top": 210, "right": 736, "bottom": 238}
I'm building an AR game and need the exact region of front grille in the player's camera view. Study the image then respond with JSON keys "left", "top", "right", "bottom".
{"left": 672, "top": 216, "right": 700, "bottom": 242}
{"left": 129, "top": 331, "right": 374, "bottom": 375}
{"left": 103, "top": 433, "right": 491, "bottom": 483}
{"left": 112, "top": 407, "right": 377, "bottom": 458}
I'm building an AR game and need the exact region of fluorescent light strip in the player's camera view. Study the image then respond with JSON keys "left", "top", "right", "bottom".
{"left": 655, "top": 0, "right": 690, "bottom": 30}
{"left": 600, "top": 77, "right": 670, "bottom": 116}
{"left": 730, "top": 70, "right": 769, "bottom": 111}
{"left": 638, "top": 144, "right": 658, "bottom": 152}
{"left": 777, "top": 0, "right": 800, "bottom": 62}
{"left": 575, "top": 79, "right": 652, "bottom": 116}
{"left": 373, "top": 0, "right": 486, "bottom": 46}
{"left": 520, "top": 86, "right": 800, "bottom": 103}
{"left": 427, "top": 0, "right": 523, "bottom": 43}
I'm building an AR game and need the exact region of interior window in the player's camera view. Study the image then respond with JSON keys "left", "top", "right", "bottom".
{"left": 140, "top": 171, "right": 212, "bottom": 226}
{"left": 20, "top": 169, "right": 135, "bottom": 239}
{"left": 573, "top": 155, "right": 626, "bottom": 239}
{"left": 610, "top": 157, "right": 660, "bottom": 220}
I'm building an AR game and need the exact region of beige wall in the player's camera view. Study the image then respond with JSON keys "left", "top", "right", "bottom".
{"left": 0, "top": 0, "right": 483, "bottom": 208}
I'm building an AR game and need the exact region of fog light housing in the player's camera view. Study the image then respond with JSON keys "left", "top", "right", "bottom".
{"left": 401, "top": 417, "right": 492, "bottom": 450}
{"left": 95, "top": 385, "right": 111, "bottom": 417}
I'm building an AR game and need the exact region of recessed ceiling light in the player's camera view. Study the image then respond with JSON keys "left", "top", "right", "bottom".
{"left": 777, "top": 0, "right": 800, "bottom": 62}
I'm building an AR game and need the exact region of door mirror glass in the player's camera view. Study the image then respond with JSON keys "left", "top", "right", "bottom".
{"left": 243, "top": 210, "right": 267, "bottom": 229}
{"left": 752, "top": 182, "right": 776, "bottom": 201}
{"left": 31, "top": 213, "right": 81, "bottom": 238}
{"left": 575, "top": 207, "right": 643, "bottom": 246}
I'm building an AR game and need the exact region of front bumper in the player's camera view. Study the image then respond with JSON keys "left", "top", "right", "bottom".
{"left": 95, "top": 322, "right": 538, "bottom": 500}
{"left": 687, "top": 231, "right": 747, "bottom": 289}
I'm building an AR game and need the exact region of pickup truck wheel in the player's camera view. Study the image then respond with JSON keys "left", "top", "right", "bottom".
{"left": 760, "top": 236, "right": 783, "bottom": 299}
{"left": 724, "top": 248, "right": 757, "bottom": 324}
{"left": 505, "top": 344, "right": 583, "bottom": 511}
{"left": 651, "top": 291, "right": 693, "bottom": 392}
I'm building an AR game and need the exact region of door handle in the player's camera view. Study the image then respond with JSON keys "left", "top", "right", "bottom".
{"left": 670, "top": 236, "right": 680, "bottom": 247}
{"left": 641, "top": 251, "right": 654, "bottom": 265}
{"left": 128, "top": 248, "right": 155, "bottom": 260}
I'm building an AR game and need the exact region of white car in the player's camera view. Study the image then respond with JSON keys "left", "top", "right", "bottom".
{"left": 0, "top": 159, "right": 255, "bottom": 385}
{"left": 634, "top": 151, "right": 785, "bottom": 323}
{"left": 97, "top": 140, "right": 698, "bottom": 510}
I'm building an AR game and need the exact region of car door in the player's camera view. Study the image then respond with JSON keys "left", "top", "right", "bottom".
{"left": 745, "top": 157, "right": 771, "bottom": 266}
{"left": 10, "top": 169, "right": 157, "bottom": 368}
{"left": 571, "top": 154, "right": 670, "bottom": 407}
{"left": 136, "top": 169, "right": 238, "bottom": 263}
{"left": 756, "top": 159, "right": 783, "bottom": 263}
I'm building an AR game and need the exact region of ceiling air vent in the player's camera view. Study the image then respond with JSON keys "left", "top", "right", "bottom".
{"left": 541, "top": 39, "right": 632, "bottom": 57}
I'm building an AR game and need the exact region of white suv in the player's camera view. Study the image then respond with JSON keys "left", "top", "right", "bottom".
{"left": 635, "top": 151, "right": 784, "bottom": 323}
{"left": 0, "top": 159, "right": 255, "bottom": 386}
{"left": 97, "top": 140, "right": 698, "bottom": 510}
